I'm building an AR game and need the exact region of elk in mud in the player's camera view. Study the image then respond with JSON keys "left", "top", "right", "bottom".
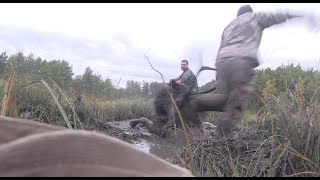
{"left": 129, "top": 79, "right": 227, "bottom": 138}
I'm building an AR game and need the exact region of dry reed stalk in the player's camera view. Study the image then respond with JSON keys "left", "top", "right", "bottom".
{"left": 0, "top": 62, "right": 17, "bottom": 117}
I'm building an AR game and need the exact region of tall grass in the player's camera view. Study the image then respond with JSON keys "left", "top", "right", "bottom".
{"left": 84, "top": 96, "right": 153, "bottom": 122}
{"left": 174, "top": 80, "right": 320, "bottom": 177}
{"left": 14, "top": 79, "right": 153, "bottom": 130}
{"left": 15, "top": 79, "right": 80, "bottom": 129}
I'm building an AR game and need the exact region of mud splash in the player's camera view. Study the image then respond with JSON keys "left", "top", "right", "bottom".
{"left": 105, "top": 120, "right": 216, "bottom": 162}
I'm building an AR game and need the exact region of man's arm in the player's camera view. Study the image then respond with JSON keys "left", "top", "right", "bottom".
{"left": 255, "top": 11, "right": 302, "bottom": 29}
{"left": 179, "top": 70, "right": 192, "bottom": 83}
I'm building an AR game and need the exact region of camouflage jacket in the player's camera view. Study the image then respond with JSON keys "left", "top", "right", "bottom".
{"left": 179, "top": 68, "right": 199, "bottom": 93}
{"left": 216, "top": 11, "right": 301, "bottom": 68}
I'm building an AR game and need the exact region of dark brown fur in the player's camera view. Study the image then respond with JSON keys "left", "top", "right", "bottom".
{"left": 129, "top": 79, "right": 203, "bottom": 138}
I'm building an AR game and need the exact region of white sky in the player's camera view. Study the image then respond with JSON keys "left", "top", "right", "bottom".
{"left": 1, "top": 3, "right": 320, "bottom": 87}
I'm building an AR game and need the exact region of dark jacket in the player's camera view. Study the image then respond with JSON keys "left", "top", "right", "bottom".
{"left": 179, "top": 68, "right": 199, "bottom": 93}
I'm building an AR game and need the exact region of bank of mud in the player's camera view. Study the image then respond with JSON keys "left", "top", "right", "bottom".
{"left": 90, "top": 118, "right": 216, "bottom": 162}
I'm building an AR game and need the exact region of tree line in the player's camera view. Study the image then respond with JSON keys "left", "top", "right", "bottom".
{"left": 0, "top": 51, "right": 167, "bottom": 100}
{"left": 1, "top": 51, "right": 319, "bottom": 112}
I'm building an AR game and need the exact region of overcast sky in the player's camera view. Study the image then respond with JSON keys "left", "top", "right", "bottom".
{"left": 1, "top": 3, "right": 320, "bottom": 87}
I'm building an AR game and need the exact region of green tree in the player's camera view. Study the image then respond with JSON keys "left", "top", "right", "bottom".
{"left": 40, "top": 59, "right": 74, "bottom": 89}
{"left": 141, "top": 81, "right": 150, "bottom": 97}
{"left": 149, "top": 82, "right": 165, "bottom": 98}
{"left": 101, "top": 78, "right": 114, "bottom": 97}
{"left": 72, "top": 75, "right": 84, "bottom": 94}
{"left": 0, "top": 51, "right": 9, "bottom": 76}
{"left": 82, "top": 67, "right": 95, "bottom": 94}
{"left": 126, "top": 80, "right": 141, "bottom": 97}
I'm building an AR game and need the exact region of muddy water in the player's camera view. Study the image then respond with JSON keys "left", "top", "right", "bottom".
{"left": 106, "top": 120, "right": 216, "bottom": 162}
{"left": 133, "top": 139, "right": 151, "bottom": 154}
{"left": 133, "top": 135, "right": 187, "bottom": 162}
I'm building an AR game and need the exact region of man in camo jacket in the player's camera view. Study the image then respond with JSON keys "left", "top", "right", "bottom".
{"left": 215, "top": 5, "right": 311, "bottom": 138}
{"left": 175, "top": 59, "right": 199, "bottom": 93}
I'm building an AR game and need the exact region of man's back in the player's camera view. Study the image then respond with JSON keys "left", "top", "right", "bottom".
{"left": 216, "top": 11, "right": 300, "bottom": 68}
{"left": 216, "top": 13, "right": 262, "bottom": 67}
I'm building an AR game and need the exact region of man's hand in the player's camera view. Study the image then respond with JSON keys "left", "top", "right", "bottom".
{"left": 294, "top": 10, "right": 320, "bottom": 33}
{"left": 176, "top": 80, "right": 182, "bottom": 85}
{"left": 306, "top": 12, "right": 320, "bottom": 33}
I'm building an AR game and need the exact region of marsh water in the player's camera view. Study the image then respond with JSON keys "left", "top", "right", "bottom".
{"left": 105, "top": 120, "right": 216, "bottom": 162}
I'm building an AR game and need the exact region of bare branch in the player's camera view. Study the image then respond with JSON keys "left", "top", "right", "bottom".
{"left": 116, "top": 77, "right": 122, "bottom": 88}
{"left": 144, "top": 55, "right": 166, "bottom": 83}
